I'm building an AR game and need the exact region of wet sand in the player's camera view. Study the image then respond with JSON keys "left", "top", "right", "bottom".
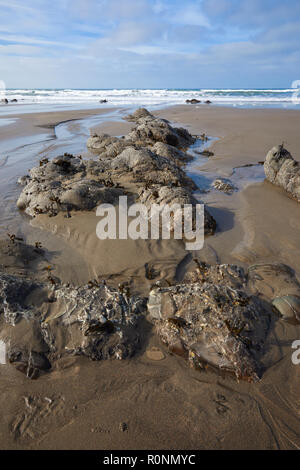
{"left": 0, "top": 107, "right": 118, "bottom": 141}
{"left": 0, "top": 105, "right": 299, "bottom": 450}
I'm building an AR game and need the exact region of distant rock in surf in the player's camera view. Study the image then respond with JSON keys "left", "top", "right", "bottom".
{"left": 186, "top": 99, "right": 201, "bottom": 104}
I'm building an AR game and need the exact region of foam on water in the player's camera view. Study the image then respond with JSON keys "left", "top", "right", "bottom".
{"left": 1, "top": 88, "right": 300, "bottom": 109}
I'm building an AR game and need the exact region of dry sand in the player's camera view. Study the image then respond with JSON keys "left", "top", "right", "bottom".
{"left": 0, "top": 105, "right": 299, "bottom": 450}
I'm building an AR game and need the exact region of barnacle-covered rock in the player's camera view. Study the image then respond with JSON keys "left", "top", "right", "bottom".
{"left": 0, "top": 271, "right": 146, "bottom": 377}
{"left": 17, "top": 110, "right": 216, "bottom": 237}
{"left": 87, "top": 133, "right": 119, "bottom": 151}
{"left": 264, "top": 145, "right": 300, "bottom": 201}
{"left": 41, "top": 281, "right": 146, "bottom": 361}
{"left": 126, "top": 114, "right": 195, "bottom": 149}
{"left": 87, "top": 133, "right": 138, "bottom": 157}
{"left": 137, "top": 185, "right": 216, "bottom": 237}
{"left": 0, "top": 272, "right": 40, "bottom": 325}
{"left": 151, "top": 142, "right": 193, "bottom": 166}
{"left": 148, "top": 263, "right": 272, "bottom": 382}
{"left": 17, "top": 153, "right": 124, "bottom": 217}
{"left": 112, "top": 147, "right": 197, "bottom": 191}
{"left": 212, "top": 178, "right": 236, "bottom": 194}
{"left": 123, "top": 108, "right": 153, "bottom": 122}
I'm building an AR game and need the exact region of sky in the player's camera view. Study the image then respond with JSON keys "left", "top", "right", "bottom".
{"left": 0, "top": 0, "right": 299, "bottom": 89}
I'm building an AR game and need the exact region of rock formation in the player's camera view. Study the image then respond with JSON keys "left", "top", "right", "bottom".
{"left": 17, "top": 109, "right": 217, "bottom": 235}
{"left": 148, "top": 261, "right": 300, "bottom": 382}
{"left": 17, "top": 153, "right": 123, "bottom": 217}
{"left": 264, "top": 145, "right": 300, "bottom": 201}
{"left": 212, "top": 178, "right": 236, "bottom": 194}
{"left": 0, "top": 270, "right": 146, "bottom": 377}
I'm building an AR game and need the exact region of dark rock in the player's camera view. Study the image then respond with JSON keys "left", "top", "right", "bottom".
{"left": 199, "top": 150, "right": 214, "bottom": 157}
{"left": 186, "top": 99, "right": 201, "bottom": 104}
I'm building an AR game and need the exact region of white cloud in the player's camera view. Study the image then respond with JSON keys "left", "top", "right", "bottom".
{"left": 0, "top": 44, "right": 43, "bottom": 55}
{"left": 0, "top": 33, "right": 83, "bottom": 49}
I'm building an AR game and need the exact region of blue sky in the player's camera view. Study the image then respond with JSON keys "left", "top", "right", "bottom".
{"left": 0, "top": 0, "right": 299, "bottom": 88}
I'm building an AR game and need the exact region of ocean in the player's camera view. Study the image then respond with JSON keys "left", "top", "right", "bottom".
{"left": 1, "top": 88, "right": 300, "bottom": 109}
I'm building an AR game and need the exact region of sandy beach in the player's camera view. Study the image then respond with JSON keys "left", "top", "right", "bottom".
{"left": 0, "top": 104, "right": 299, "bottom": 450}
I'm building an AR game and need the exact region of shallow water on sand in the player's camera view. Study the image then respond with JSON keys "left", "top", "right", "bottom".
{"left": 186, "top": 138, "right": 265, "bottom": 194}
{"left": 0, "top": 108, "right": 131, "bottom": 234}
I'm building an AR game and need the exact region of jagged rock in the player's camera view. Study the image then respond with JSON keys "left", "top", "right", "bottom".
{"left": 17, "top": 154, "right": 123, "bottom": 217}
{"left": 87, "top": 133, "right": 137, "bottom": 158}
{"left": 124, "top": 108, "right": 153, "bottom": 122}
{"left": 100, "top": 99, "right": 108, "bottom": 103}
{"left": 0, "top": 271, "right": 146, "bottom": 374}
{"left": 87, "top": 132, "right": 147, "bottom": 157}
{"left": 0, "top": 272, "right": 40, "bottom": 325}
{"left": 124, "top": 109, "right": 195, "bottom": 149}
{"left": 111, "top": 147, "right": 197, "bottom": 191}
{"left": 148, "top": 263, "right": 273, "bottom": 382}
{"left": 151, "top": 142, "right": 193, "bottom": 166}
{"left": 17, "top": 175, "right": 31, "bottom": 186}
{"left": 138, "top": 185, "right": 197, "bottom": 208}
{"left": 264, "top": 145, "right": 300, "bottom": 201}
{"left": 212, "top": 178, "right": 236, "bottom": 194}
{"left": 138, "top": 185, "right": 216, "bottom": 237}
{"left": 87, "top": 133, "right": 119, "bottom": 152}
{"left": 41, "top": 281, "right": 146, "bottom": 361}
